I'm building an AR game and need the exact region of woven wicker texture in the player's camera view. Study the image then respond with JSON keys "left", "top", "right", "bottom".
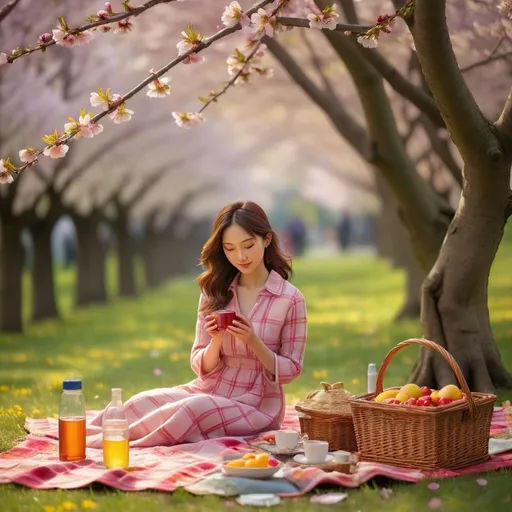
{"left": 295, "top": 382, "right": 358, "bottom": 451}
{"left": 349, "top": 338, "right": 496, "bottom": 470}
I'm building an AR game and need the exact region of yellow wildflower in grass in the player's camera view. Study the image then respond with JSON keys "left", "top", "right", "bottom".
{"left": 0, "top": 385, "right": 9, "bottom": 392}
{"left": 32, "top": 409, "right": 41, "bottom": 416}
{"left": 351, "top": 378, "right": 360, "bottom": 385}
{"left": 43, "top": 506, "right": 56, "bottom": 512}
{"left": 52, "top": 413, "right": 59, "bottom": 419}
{"left": 81, "top": 499, "right": 98, "bottom": 509}
{"left": 13, "top": 388, "right": 32, "bottom": 396}
{"left": 312, "top": 369, "right": 328, "bottom": 380}
{"left": 61, "top": 501, "right": 77, "bottom": 510}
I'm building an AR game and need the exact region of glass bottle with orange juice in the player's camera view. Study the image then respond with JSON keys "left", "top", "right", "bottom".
{"left": 59, "top": 379, "right": 86, "bottom": 461}
{"left": 102, "top": 388, "right": 129, "bottom": 469}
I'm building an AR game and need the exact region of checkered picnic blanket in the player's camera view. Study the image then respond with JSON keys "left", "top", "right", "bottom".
{"left": 0, "top": 406, "right": 510, "bottom": 496}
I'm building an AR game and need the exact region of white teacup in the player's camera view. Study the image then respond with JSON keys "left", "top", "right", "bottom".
{"left": 333, "top": 450, "right": 351, "bottom": 463}
{"left": 303, "top": 440, "right": 329, "bottom": 464}
{"left": 274, "top": 429, "right": 304, "bottom": 451}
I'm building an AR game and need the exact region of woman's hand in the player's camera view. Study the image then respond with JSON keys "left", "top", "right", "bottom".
{"left": 204, "top": 315, "right": 224, "bottom": 342}
{"left": 226, "top": 315, "right": 258, "bottom": 345}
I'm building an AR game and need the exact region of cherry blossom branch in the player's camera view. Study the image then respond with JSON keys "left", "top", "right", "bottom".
{"left": 276, "top": 16, "right": 372, "bottom": 33}
{"left": 198, "top": 42, "right": 263, "bottom": 114}
{"left": 1, "top": 0, "right": 274, "bottom": 179}
{"left": 2, "top": 0, "right": 175, "bottom": 64}
{"left": 461, "top": 51, "right": 512, "bottom": 73}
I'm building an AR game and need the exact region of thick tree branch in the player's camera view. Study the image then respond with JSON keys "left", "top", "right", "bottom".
{"left": 360, "top": 50, "right": 445, "bottom": 128}
{"left": 420, "top": 115, "right": 463, "bottom": 187}
{"left": 300, "top": 31, "right": 338, "bottom": 99}
{"left": 0, "top": 0, "right": 20, "bottom": 24}
{"left": 410, "top": 0, "right": 500, "bottom": 167}
{"left": 264, "top": 37, "right": 371, "bottom": 157}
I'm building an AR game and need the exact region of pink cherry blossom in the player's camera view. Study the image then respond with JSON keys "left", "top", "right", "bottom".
{"left": 52, "top": 28, "right": 94, "bottom": 48}
{"left": 0, "top": 160, "right": 13, "bottom": 184}
{"left": 379, "top": 488, "right": 392, "bottom": 500}
{"left": 177, "top": 40, "right": 194, "bottom": 56}
{"left": 97, "top": 10, "right": 109, "bottom": 20}
{"left": 147, "top": 75, "right": 172, "bottom": 98}
{"left": 172, "top": 112, "right": 205, "bottom": 129}
{"left": 476, "top": 478, "right": 487, "bottom": 486}
{"left": 43, "top": 144, "right": 69, "bottom": 159}
{"left": 109, "top": 101, "right": 134, "bottom": 124}
{"left": 307, "top": 4, "right": 340, "bottom": 31}
{"left": 0, "top": 53, "right": 8, "bottom": 66}
{"left": 250, "top": 8, "right": 274, "bottom": 38}
{"left": 65, "top": 114, "right": 104, "bottom": 139}
{"left": 18, "top": 148, "right": 38, "bottom": 163}
{"left": 428, "top": 497, "right": 443, "bottom": 510}
{"left": 221, "top": 2, "right": 250, "bottom": 29}
{"left": 498, "top": 0, "right": 512, "bottom": 19}
{"left": 428, "top": 482, "right": 440, "bottom": 491}
{"left": 357, "top": 35, "right": 379, "bottom": 48}
{"left": 183, "top": 53, "right": 205, "bottom": 64}
{"left": 153, "top": 368, "right": 163, "bottom": 376}
{"left": 90, "top": 92, "right": 110, "bottom": 110}
{"left": 114, "top": 20, "right": 134, "bottom": 35}
{"left": 39, "top": 33, "right": 52, "bottom": 44}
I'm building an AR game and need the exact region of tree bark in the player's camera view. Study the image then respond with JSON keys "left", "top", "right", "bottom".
{"left": 408, "top": 0, "right": 512, "bottom": 391}
{"left": 73, "top": 213, "right": 108, "bottom": 307}
{"left": 29, "top": 217, "right": 59, "bottom": 321}
{"left": 0, "top": 221, "right": 24, "bottom": 332}
{"left": 374, "top": 176, "right": 423, "bottom": 320}
{"left": 115, "top": 216, "right": 137, "bottom": 298}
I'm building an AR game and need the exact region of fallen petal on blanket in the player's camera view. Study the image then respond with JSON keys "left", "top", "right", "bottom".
{"left": 310, "top": 492, "right": 348, "bottom": 504}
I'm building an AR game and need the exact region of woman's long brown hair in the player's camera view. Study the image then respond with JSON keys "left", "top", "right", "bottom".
{"left": 197, "top": 201, "right": 292, "bottom": 315}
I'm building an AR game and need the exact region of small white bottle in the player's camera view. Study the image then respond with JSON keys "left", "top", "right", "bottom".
{"left": 367, "top": 363, "right": 378, "bottom": 394}
{"left": 102, "top": 388, "right": 129, "bottom": 469}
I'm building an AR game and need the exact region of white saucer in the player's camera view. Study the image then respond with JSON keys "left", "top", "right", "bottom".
{"left": 293, "top": 453, "right": 334, "bottom": 465}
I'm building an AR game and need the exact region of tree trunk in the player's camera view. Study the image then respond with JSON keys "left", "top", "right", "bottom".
{"left": 0, "top": 222, "right": 24, "bottom": 332}
{"left": 73, "top": 214, "right": 108, "bottom": 307}
{"left": 375, "top": 176, "right": 423, "bottom": 320}
{"left": 29, "top": 218, "right": 59, "bottom": 321}
{"left": 411, "top": 165, "right": 512, "bottom": 392}
{"left": 115, "top": 219, "right": 137, "bottom": 298}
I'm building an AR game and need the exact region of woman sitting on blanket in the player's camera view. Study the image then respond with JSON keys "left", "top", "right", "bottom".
{"left": 87, "top": 200, "right": 308, "bottom": 447}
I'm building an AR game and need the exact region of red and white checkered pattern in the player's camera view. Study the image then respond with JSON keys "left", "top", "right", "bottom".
{"left": 85, "top": 271, "right": 307, "bottom": 448}
{"left": 1, "top": 407, "right": 509, "bottom": 494}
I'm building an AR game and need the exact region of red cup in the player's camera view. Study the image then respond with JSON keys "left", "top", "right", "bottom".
{"left": 212, "top": 310, "right": 236, "bottom": 330}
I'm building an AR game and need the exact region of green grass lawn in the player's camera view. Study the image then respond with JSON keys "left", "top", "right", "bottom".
{"left": 1, "top": 235, "right": 511, "bottom": 511}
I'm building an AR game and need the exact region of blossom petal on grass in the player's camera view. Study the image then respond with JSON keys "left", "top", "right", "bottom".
{"left": 476, "top": 478, "right": 487, "bottom": 486}
{"left": 153, "top": 368, "right": 163, "bottom": 376}
{"left": 428, "top": 482, "right": 440, "bottom": 491}
{"left": 428, "top": 497, "right": 443, "bottom": 509}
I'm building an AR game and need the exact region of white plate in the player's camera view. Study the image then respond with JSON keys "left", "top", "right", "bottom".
{"left": 258, "top": 442, "right": 304, "bottom": 455}
{"left": 236, "top": 494, "right": 281, "bottom": 506}
{"left": 221, "top": 462, "right": 283, "bottom": 479}
{"left": 293, "top": 453, "right": 334, "bottom": 465}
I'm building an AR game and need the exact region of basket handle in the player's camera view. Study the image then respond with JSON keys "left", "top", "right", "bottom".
{"left": 375, "top": 338, "right": 476, "bottom": 417}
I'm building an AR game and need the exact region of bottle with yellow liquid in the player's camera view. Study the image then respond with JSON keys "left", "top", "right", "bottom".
{"left": 102, "top": 388, "right": 129, "bottom": 469}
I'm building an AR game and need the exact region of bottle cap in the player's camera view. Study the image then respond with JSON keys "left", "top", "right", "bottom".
{"left": 63, "top": 379, "right": 82, "bottom": 390}
{"left": 111, "top": 388, "right": 123, "bottom": 398}
{"left": 368, "top": 363, "right": 377, "bottom": 371}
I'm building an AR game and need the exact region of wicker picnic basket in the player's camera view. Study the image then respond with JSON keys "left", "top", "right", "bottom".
{"left": 349, "top": 339, "right": 496, "bottom": 471}
{"left": 295, "top": 381, "right": 358, "bottom": 452}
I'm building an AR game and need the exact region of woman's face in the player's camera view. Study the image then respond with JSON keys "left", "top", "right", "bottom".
{"left": 222, "top": 223, "right": 268, "bottom": 275}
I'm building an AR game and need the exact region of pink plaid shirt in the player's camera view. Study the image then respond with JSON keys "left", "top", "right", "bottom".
{"left": 86, "top": 270, "right": 307, "bottom": 447}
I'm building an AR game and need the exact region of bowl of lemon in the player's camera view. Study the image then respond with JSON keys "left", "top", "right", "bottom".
{"left": 222, "top": 452, "right": 282, "bottom": 479}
